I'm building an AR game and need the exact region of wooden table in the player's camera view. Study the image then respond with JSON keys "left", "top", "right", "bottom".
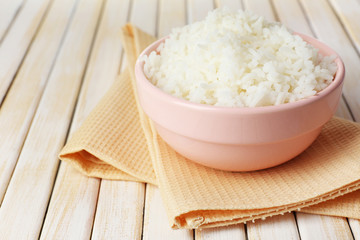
{"left": 0, "top": 0, "right": 359, "bottom": 239}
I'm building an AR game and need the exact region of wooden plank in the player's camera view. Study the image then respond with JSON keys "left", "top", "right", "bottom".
{"left": 204, "top": 2, "right": 248, "bottom": 239}
{"left": 335, "top": 97, "right": 354, "bottom": 120}
{"left": 0, "top": 0, "right": 78, "bottom": 203}
{"left": 0, "top": 0, "right": 103, "bottom": 239}
{"left": 91, "top": 0, "right": 157, "bottom": 239}
{"left": 296, "top": 213, "right": 353, "bottom": 240}
{"left": 143, "top": 185, "right": 193, "bottom": 240}
{"left": 272, "top": 0, "right": 313, "bottom": 35}
{"left": 92, "top": 180, "right": 145, "bottom": 240}
{"left": 299, "top": 0, "right": 360, "bottom": 121}
{"left": 40, "top": 165, "right": 100, "bottom": 240}
{"left": 130, "top": 0, "right": 158, "bottom": 36}
{"left": 195, "top": 224, "right": 246, "bottom": 240}
{"left": 349, "top": 218, "right": 360, "bottom": 240}
{"left": 272, "top": 0, "right": 355, "bottom": 237}
{"left": 129, "top": 0, "right": 193, "bottom": 239}
{"left": 0, "top": 0, "right": 25, "bottom": 42}
{"left": 41, "top": 0, "right": 130, "bottom": 238}
{"left": 141, "top": 0, "right": 189, "bottom": 233}
{"left": 214, "top": 0, "right": 243, "bottom": 10}
{"left": 158, "top": 0, "right": 186, "bottom": 37}
{"left": 197, "top": 5, "right": 245, "bottom": 239}
{"left": 247, "top": 214, "right": 300, "bottom": 240}
{"left": 187, "top": 0, "right": 247, "bottom": 238}
{"left": 329, "top": 0, "right": 360, "bottom": 53}
{"left": 187, "top": 0, "right": 214, "bottom": 23}
{"left": 240, "top": 1, "right": 301, "bottom": 239}
{"left": 243, "top": 0, "right": 276, "bottom": 21}
{"left": 0, "top": 0, "right": 51, "bottom": 103}
{"left": 272, "top": 0, "right": 353, "bottom": 120}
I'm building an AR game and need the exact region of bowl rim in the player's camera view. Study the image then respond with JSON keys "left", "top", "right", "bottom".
{"left": 135, "top": 33, "right": 345, "bottom": 115}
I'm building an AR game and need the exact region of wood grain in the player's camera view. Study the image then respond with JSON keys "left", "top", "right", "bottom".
{"left": 241, "top": 1, "right": 301, "bottom": 238}
{"left": 0, "top": 0, "right": 102, "bottom": 238}
{"left": 91, "top": 0, "right": 158, "bottom": 238}
{"left": 91, "top": 0, "right": 153, "bottom": 239}
{"left": 270, "top": 0, "right": 354, "bottom": 123}
{"left": 272, "top": 0, "right": 313, "bottom": 35}
{"left": 0, "top": 0, "right": 359, "bottom": 238}
{"left": 272, "top": 1, "right": 355, "bottom": 238}
{"left": 0, "top": 0, "right": 51, "bottom": 103}
{"left": 195, "top": 224, "right": 246, "bottom": 240}
{"left": 215, "top": 0, "right": 243, "bottom": 9}
{"left": 41, "top": 0, "right": 131, "bottom": 239}
{"left": 143, "top": 185, "right": 193, "bottom": 240}
{"left": 299, "top": 0, "right": 360, "bottom": 121}
{"left": 158, "top": 0, "right": 186, "bottom": 37}
{"left": 134, "top": 0, "right": 193, "bottom": 238}
{"left": 40, "top": 165, "right": 100, "bottom": 240}
{"left": 187, "top": 0, "right": 214, "bottom": 23}
{"left": 0, "top": 0, "right": 25, "bottom": 42}
{"left": 296, "top": 213, "right": 353, "bottom": 240}
{"left": 349, "top": 218, "right": 360, "bottom": 240}
{"left": 243, "top": 0, "right": 275, "bottom": 21}
{"left": 247, "top": 214, "right": 300, "bottom": 240}
{"left": 92, "top": 180, "right": 145, "bottom": 240}
{"left": 272, "top": 0, "right": 353, "bottom": 121}
{"left": 329, "top": 0, "right": 360, "bottom": 53}
{"left": 0, "top": 0, "right": 78, "bottom": 203}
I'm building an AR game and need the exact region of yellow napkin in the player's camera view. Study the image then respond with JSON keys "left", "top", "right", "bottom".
{"left": 60, "top": 24, "right": 360, "bottom": 229}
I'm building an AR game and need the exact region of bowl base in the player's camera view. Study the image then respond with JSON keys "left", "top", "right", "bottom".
{"left": 155, "top": 124, "right": 322, "bottom": 172}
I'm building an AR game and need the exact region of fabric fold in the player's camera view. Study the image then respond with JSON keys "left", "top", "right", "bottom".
{"left": 60, "top": 23, "right": 360, "bottom": 229}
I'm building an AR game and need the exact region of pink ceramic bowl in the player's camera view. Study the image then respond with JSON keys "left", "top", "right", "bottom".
{"left": 135, "top": 34, "right": 345, "bottom": 171}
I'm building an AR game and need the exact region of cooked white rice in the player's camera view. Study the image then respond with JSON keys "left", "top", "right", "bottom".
{"left": 142, "top": 8, "right": 337, "bottom": 107}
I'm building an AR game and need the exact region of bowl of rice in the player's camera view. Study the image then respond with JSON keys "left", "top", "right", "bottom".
{"left": 135, "top": 8, "right": 345, "bottom": 171}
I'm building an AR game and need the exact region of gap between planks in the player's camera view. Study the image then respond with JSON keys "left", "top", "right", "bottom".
{"left": 0, "top": 0, "right": 53, "bottom": 105}
{"left": 0, "top": 0, "right": 26, "bottom": 44}
{"left": 0, "top": 0, "right": 103, "bottom": 239}
{"left": 0, "top": 0, "right": 77, "bottom": 204}
{"left": 40, "top": 0, "right": 132, "bottom": 239}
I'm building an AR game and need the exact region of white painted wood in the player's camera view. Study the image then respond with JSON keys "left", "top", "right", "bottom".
{"left": 158, "top": 0, "right": 186, "bottom": 37}
{"left": 0, "top": 0, "right": 102, "bottom": 239}
{"left": 0, "top": 0, "right": 78, "bottom": 203}
{"left": 0, "top": 0, "right": 25, "bottom": 41}
{"left": 187, "top": 0, "right": 214, "bottom": 23}
{"left": 272, "top": 0, "right": 353, "bottom": 121}
{"left": 131, "top": 0, "right": 193, "bottom": 238}
{"left": 296, "top": 213, "right": 353, "bottom": 240}
{"left": 214, "top": 0, "right": 243, "bottom": 9}
{"left": 187, "top": 1, "right": 247, "bottom": 238}
{"left": 92, "top": 0, "right": 158, "bottom": 239}
{"left": 243, "top": 0, "right": 275, "bottom": 21}
{"left": 92, "top": 180, "right": 145, "bottom": 240}
{"left": 130, "top": 0, "right": 158, "bottom": 36}
{"left": 143, "top": 185, "right": 193, "bottom": 240}
{"left": 0, "top": 0, "right": 51, "bottom": 103}
{"left": 299, "top": 0, "right": 360, "bottom": 121}
{"left": 349, "top": 218, "right": 360, "bottom": 240}
{"left": 40, "top": 0, "right": 130, "bottom": 239}
{"left": 272, "top": 0, "right": 313, "bottom": 35}
{"left": 235, "top": 1, "right": 301, "bottom": 239}
{"left": 0, "top": 1, "right": 358, "bottom": 239}
{"left": 195, "top": 224, "right": 246, "bottom": 240}
{"left": 65, "top": 0, "right": 130, "bottom": 130}
{"left": 329, "top": 0, "right": 360, "bottom": 53}
{"left": 247, "top": 214, "right": 300, "bottom": 240}
{"left": 335, "top": 98, "right": 354, "bottom": 120}
{"left": 271, "top": 1, "right": 355, "bottom": 238}
{"left": 40, "top": 164, "right": 100, "bottom": 240}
